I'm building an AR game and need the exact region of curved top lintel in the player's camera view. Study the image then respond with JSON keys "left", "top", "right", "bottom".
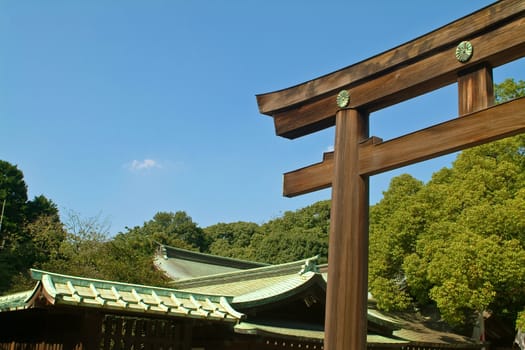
{"left": 256, "top": 0, "right": 525, "bottom": 116}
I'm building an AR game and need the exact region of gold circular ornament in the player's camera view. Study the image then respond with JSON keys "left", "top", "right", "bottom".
{"left": 336, "top": 90, "right": 350, "bottom": 108}
{"left": 455, "top": 41, "right": 473, "bottom": 63}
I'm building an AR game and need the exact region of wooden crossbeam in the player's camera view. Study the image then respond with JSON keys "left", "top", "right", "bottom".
{"left": 256, "top": 0, "right": 525, "bottom": 139}
{"left": 283, "top": 97, "right": 525, "bottom": 197}
{"left": 282, "top": 151, "right": 334, "bottom": 197}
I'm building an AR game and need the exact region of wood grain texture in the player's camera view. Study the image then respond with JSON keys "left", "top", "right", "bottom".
{"left": 283, "top": 97, "right": 525, "bottom": 196}
{"left": 272, "top": 15, "right": 525, "bottom": 138}
{"left": 360, "top": 97, "right": 525, "bottom": 175}
{"left": 283, "top": 151, "right": 334, "bottom": 197}
{"left": 325, "top": 109, "right": 369, "bottom": 350}
{"left": 458, "top": 65, "right": 494, "bottom": 115}
{"left": 257, "top": 0, "right": 524, "bottom": 116}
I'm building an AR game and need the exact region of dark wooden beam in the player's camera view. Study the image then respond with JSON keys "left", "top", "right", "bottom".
{"left": 275, "top": 17, "right": 525, "bottom": 139}
{"left": 282, "top": 151, "right": 334, "bottom": 197}
{"left": 283, "top": 97, "right": 525, "bottom": 196}
{"left": 360, "top": 97, "right": 525, "bottom": 175}
{"left": 458, "top": 65, "right": 494, "bottom": 115}
{"left": 256, "top": 0, "right": 525, "bottom": 139}
{"left": 325, "top": 109, "right": 369, "bottom": 350}
{"left": 257, "top": 0, "right": 524, "bottom": 116}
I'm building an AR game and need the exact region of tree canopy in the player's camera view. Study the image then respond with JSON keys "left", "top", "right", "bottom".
{"left": 369, "top": 78, "right": 525, "bottom": 331}
{"left": 0, "top": 161, "right": 64, "bottom": 292}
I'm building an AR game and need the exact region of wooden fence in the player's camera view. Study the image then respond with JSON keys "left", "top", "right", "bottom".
{"left": 100, "top": 315, "right": 188, "bottom": 350}
{"left": 0, "top": 313, "right": 189, "bottom": 350}
{"left": 0, "top": 342, "right": 82, "bottom": 350}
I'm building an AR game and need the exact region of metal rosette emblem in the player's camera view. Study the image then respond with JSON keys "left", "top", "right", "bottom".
{"left": 336, "top": 90, "right": 350, "bottom": 108}
{"left": 455, "top": 41, "right": 473, "bottom": 63}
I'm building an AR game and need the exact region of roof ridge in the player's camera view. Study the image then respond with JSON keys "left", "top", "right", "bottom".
{"left": 30, "top": 269, "right": 229, "bottom": 302}
{"left": 173, "top": 256, "right": 320, "bottom": 289}
{"left": 0, "top": 289, "right": 34, "bottom": 311}
{"left": 25, "top": 269, "right": 245, "bottom": 322}
{"left": 156, "top": 243, "right": 269, "bottom": 269}
{"left": 231, "top": 272, "right": 325, "bottom": 309}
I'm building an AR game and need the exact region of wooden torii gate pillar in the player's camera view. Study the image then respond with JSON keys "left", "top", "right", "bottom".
{"left": 256, "top": 1, "right": 525, "bottom": 350}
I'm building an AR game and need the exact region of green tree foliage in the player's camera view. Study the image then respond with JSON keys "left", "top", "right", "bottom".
{"left": 0, "top": 161, "right": 64, "bottom": 293}
{"left": 205, "top": 221, "right": 260, "bottom": 261}
{"left": 369, "top": 174, "right": 424, "bottom": 310}
{"left": 19, "top": 197, "right": 64, "bottom": 272}
{"left": 40, "top": 211, "right": 169, "bottom": 286}
{"left": 99, "top": 233, "right": 168, "bottom": 286}
{"left": 25, "top": 195, "right": 60, "bottom": 223}
{"left": 0, "top": 161, "right": 28, "bottom": 241}
{"left": 369, "top": 79, "right": 525, "bottom": 330}
{"left": 495, "top": 78, "right": 525, "bottom": 103}
{"left": 25, "top": 214, "right": 66, "bottom": 268}
{"left": 250, "top": 200, "right": 330, "bottom": 264}
{"left": 426, "top": 233, "right": 524, "bottom": 325}
{"left": 202, "top": 201, "right": 331, "bottom": 265}
{"left": 59, "top": 211, "right": 206, "bottom": 286}
{"left": 125, "top": 211, "right": 208, "bottom": 252}
{"left": 37, "top": 211, "right": 108, "bottom": 280}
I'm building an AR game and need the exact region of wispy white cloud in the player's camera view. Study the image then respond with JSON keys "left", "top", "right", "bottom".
{"left": 325, "top": 145, "right": 334, "bottom": 153}
{"left": 128, "top": 159, "right": 162, "bottom": 171}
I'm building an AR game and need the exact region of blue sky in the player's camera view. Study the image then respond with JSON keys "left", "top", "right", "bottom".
{"left": 1, "top": 1, "right": 523, "bottom": 235}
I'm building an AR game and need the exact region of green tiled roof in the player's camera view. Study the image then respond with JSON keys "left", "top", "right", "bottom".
{"left": 173, "top": 257, "right": 324, "bottom": 308}
{"left": 234, "top": 322, "right": 409, "bottom": 345}
{"left": 0, "top": 269, "right": 244, "bottom": 323}
{"left": 367, "top": 308, "right": 403, "bottom": 330}
{"left": 155, "top": 244, "right": 268, "bottom": 281}
{"left": 0, "top": 289, "right": 34, "bottom": 311}
{"left": 385, "top": 311, "right": 477, "bottom": 346}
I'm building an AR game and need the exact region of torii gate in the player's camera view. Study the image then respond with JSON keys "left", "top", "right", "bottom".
{"left": 256, "top": 1, "right": 525, "bottom": 350}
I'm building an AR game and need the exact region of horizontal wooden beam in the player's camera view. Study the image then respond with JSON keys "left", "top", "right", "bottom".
{"left": 283, "top": 97, "right": 525, "bottom": 197}
{"left": 360, "top": 97, "right": 525, "bottom": 175}
{"left": 282, "top": 152, "right": 334, "bottom": 197}
{"left": 257, "top": 1, "right": 525, "bottom": 139}
{"left": 258, "top": 0, "right": 524, "bottom": 116}
{"left": 273, "top": 16, "right": 525, "bottom": 139}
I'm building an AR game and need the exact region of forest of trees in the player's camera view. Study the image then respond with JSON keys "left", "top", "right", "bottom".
{"left": 1, "top": 79, "right": 524, "bottom": 335}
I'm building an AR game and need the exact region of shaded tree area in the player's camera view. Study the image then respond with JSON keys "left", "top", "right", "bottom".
{"left": 37, "top": 211, "right": 169, "bottom": 286}
{"left": 0, "top": 161, "right": 65, "bottom": 293}
{"left": 33, "top": 210, "right": 210, "bottom": 288}
{"left": 206, "top": 221, "right": 260, "bottom": 261}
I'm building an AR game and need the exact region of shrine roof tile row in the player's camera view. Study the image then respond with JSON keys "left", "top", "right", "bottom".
{"left": 154, "top": 244, "right": 268, "bottom": 281}
{"left": 172, "top": 256, "right": 325, "bottom": 308}
{"left": 0, "top": 269, "right": 244, "bottom": 322}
